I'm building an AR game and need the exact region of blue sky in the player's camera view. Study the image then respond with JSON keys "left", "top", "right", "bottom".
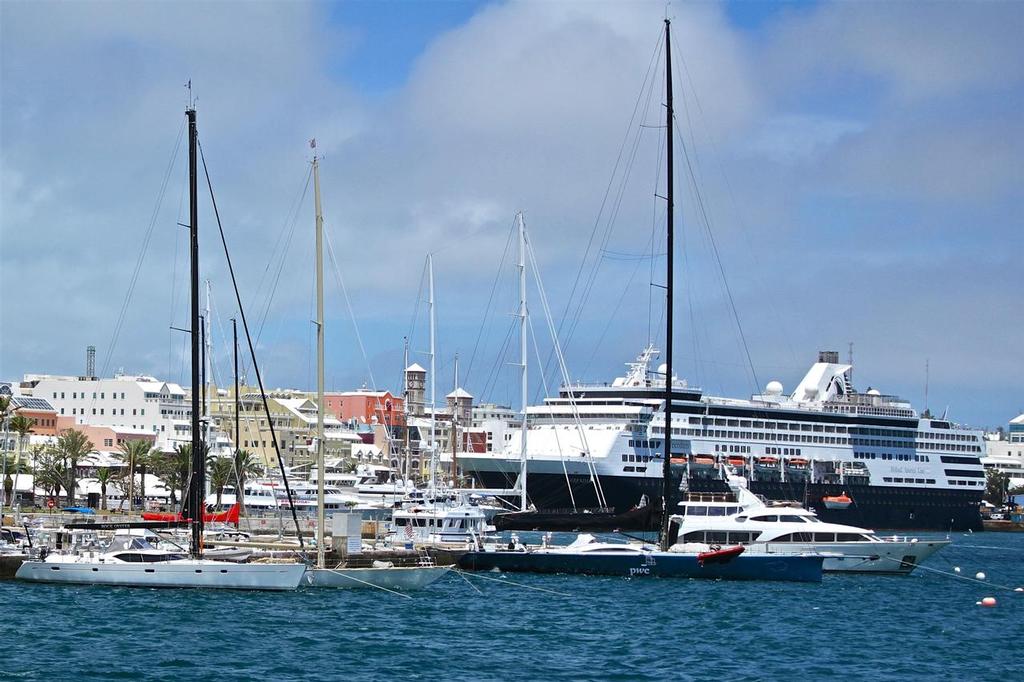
{"left": 1, "top": 0, "right": 1021, "bottom": 428}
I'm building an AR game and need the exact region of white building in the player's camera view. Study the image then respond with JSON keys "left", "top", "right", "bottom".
{"left": 983, "top": 413, "right": 1024, "bottom": 489}
{"left": 25, "top": 373, "right": 190, "bottom": 449}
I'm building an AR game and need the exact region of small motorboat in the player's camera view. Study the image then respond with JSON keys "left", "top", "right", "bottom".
{"left": 822, "top": 493, "right": 853, "bottom": 510}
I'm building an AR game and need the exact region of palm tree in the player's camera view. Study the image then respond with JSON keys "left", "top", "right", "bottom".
{"left": 207, "top": 456, "right": 234, "bottom": 508}
{"left": 55, "top": 428, "right": 94, "bottom": 507}
{"left": 33, "top": 447, "right": 65, "bottom": 504}
{"left": 8, "top": 414, "right": 33, "bottom": 507}
{"left": 155, "top": 443, "right": 191, "bottom": 508}
{"left": 118, "top": 439, "right": 155, "bottom": 512}
{"left": 95, "top": 467, "right": 113, "bottom": 511}
{"left": 233, "top": 448, "right": 262, "bottom": 515}
{"left": 0, "top": 395, "right": 12, "bottom": 508}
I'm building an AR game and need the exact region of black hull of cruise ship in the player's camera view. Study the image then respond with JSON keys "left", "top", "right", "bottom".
{"left": 471, "top": 471, "right": 983, "bottom": 532}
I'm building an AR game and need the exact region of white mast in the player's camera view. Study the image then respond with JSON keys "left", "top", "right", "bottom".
{"left": 428, "top": 254, "right": 437, "bottom": 496}
{"left": 518, "top": 212, "right": 528, "bottom": 512}
{"left": 313, "top": 149, "right": 326, "bottom": 570}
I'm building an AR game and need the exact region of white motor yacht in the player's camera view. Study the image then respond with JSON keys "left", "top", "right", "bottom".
{"left": 670, "top": 480, "right": 948, "bottom": 574}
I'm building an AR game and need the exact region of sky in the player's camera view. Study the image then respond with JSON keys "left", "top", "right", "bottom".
{"left": 1, "top": 0, "right": 1021, "bottom": 429}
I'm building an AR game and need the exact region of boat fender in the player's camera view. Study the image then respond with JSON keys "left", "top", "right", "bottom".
{"left": 981, "top": 597, "right": 996, "bottom": 607}
{"left": 976, "top": 572, "right": 986, "bottom": 580}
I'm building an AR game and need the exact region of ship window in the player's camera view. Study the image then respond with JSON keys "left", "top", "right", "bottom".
{"left": 706, "top": 532, "right": 728, "bottom": 543}
{"left": 682, "top": 532, "right": 705, "bottom": 542}
{"left": 707, "top": 507, "right": 727, "bottom": 516}
{"left": 779, "top": 515, "right": 805, "bottom": 523}
{"left": 835, "top": 533, "right": 864, "bottom": 542}
{"left": 813, "top": 533, "right": 836, "bottom": 542}
{"left": 753, "top": 515, "right": 778, "bottom": 522}
{"left": 686, "top": 506, "right": 708, "bottom": 516}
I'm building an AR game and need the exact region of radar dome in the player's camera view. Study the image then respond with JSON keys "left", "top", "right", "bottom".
{"left": 765, "top": 380, "right": 783, "bottom": 396}
{"left": 657, "top": 363, "right": 668, "bottom": 375}
{"left": 866, "top": 388, "right": 881, "bottom": 396}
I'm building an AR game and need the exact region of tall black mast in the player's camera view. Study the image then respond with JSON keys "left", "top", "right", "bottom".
{"left": 187, "top": 107, "right": 204, "bottom": 557}
{"left": 660, "top": 18, "right": 675, "bottom": 551}
{"left": 233, "top": 317, "right": 243, "bottom": 517}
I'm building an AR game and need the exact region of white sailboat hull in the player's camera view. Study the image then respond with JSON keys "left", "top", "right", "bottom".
{"left": 305, "top": 565, "right": 450, "bottom": 590}
{"left": 16, "top": 557, "right": 306, "bottom": 590}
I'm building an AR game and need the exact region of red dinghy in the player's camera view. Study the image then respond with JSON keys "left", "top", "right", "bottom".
{"left": 697, "top": 544, "right": 745, "bottom": 566}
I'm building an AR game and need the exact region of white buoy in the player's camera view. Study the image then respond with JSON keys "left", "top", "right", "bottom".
{"left": 953, "top": 567, "right": 961, "bottom": 573}
{"left": 976, "top": 601, "right": 982, "bottom": 606}
{"left": 976, "top": 572, "right": 986, "bottom": 580}
{"left": 981, "top": 597, "right": 997, "bottom": 607}
{"left": 1015, "top": 587, "right": 1023, "bottom": 593}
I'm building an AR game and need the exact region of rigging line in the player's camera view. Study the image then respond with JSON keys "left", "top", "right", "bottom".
{"left": 463, "top": 215, "right": 517, "bottom": 388}
{"left": 541, "top": 29, "right": 665, "bottom": 389}
{"left": 323, "top": 222, "right": 376, "bottom": 390}
{"left": 672, "top": 38, "right": 798, "bottom": 369}
{"left": 528, "top": 311, "right": 577, "bottom": 512}
{"left": 406, "top": 258, "right": 428, "bottom": 357}
{"left": 198, "top": 139, "right": 305, "bottom": 549}
{"left": 673, "top": 115, "right": 760, "bottom": 394}
{"left": 249, "top": 165, "right": 312, "bottom": 319}
{"left": 649, "top": 111, "right": 667, "bottom": 348}
{"left": 168, "top": 164, "right": 189, "bottom": 378}
{"left": 453, "top": 569, "right": 571, "bottom": 598}
{"left": 97, "top": 116, "right": 186, "bottom": 386}
{"left": 253, "top": 171, "right": 311, "bottom": 347}
{"left": 480, "top": 318, "right": 517, "bottom": 404}
{"left": 525, "top": 229, "right": 606, "bottom": 508}
{"left": 581, "top": 225, "right": 658, "bottom": 378}
{"left": 561, "top": 36, "right": 665, "bottom": 348}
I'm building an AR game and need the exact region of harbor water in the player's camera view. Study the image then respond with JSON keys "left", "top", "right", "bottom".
{"left": 3, "top": 531, "right": 1023, "bottom": 681}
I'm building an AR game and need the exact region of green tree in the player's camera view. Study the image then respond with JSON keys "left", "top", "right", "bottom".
{"left": 8, "top": 414, "right": 34, "bottom": 507}
{"left": 207, "top": 456, "right": 234, "bottom": 508}
{"left": 95, "top": 467, "right": 113, "bottom": 511}
{"left": 55, "top": 429, "right": 94, "bottom": 507}
{"left": 985, "top": 468, "right": 1011, "bottom": 506}
{"left": 118, "top": 439, "right": 156, "bottom": 512}
{"left": 153, "top": 443, "right": 191, "bottom": 507}
{"left": 33, "top": 446, "right": 65, "bottom": 501}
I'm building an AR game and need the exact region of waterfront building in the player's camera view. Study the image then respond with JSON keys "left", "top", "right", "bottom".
{"left": 982, "top": 413, "right": 1024, "bottom": 489}
{"left": 22, "top": 373, "right": 189, "bottom": 449}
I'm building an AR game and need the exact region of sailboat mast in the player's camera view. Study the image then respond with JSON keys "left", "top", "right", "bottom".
{"left": 428, "top": 254, "right": 436, "bottom": 495}
{"left": 403, "top": 338, "right": 411, "bottom": 482}
{"left": 313, "top": 152, "right": 326, "bottom": 570}
{"left": 518, "top": 212, "right": 528, "bottom": 512}
{"left": 187, "top": 106, "right": 204, "bottom": 558}
{"left": 660, "top": 18, "right": 675, "bottom": 551}
{"left": 452, "top": 354, "right": 459, "bottom": 481}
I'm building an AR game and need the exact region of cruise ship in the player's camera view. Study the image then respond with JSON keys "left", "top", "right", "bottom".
{"left": 460, "top": 348, "right": 985, "bottom": 531}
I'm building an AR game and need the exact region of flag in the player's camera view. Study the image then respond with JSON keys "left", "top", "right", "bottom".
{"left": 309, "top": 138, "right": 316, "bottom": 149}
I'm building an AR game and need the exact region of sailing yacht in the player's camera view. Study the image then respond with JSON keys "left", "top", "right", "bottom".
{"left": 299, "top": 149, "right": 449, "bottom": 590}
{"left": 16, "top": 106, "right": 305, "bottom": 591}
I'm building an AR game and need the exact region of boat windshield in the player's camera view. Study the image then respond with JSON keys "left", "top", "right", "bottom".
{"left": 106, "top": 536, "right": 159, "bottom": 552}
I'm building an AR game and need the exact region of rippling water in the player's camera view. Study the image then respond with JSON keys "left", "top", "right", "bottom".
{"left": 4, "top": 532, "right": 1023, "bottom": 681}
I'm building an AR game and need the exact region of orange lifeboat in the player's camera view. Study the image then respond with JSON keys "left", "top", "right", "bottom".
{"left": 788, "top": 458, "right": 809, "bottom": 467}
{"left": 727, "top": 456, "right": 746, "bottom": 467}
{"left": 822, "top": 493, "right": 853, "bottom": 510}
{"left": 694, "top": 455, "right": 716, "bottom": 466}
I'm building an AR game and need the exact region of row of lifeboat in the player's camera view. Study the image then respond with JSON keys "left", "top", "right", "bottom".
{"left": 678, "top": 455, "right": 811, "bottom": 469}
